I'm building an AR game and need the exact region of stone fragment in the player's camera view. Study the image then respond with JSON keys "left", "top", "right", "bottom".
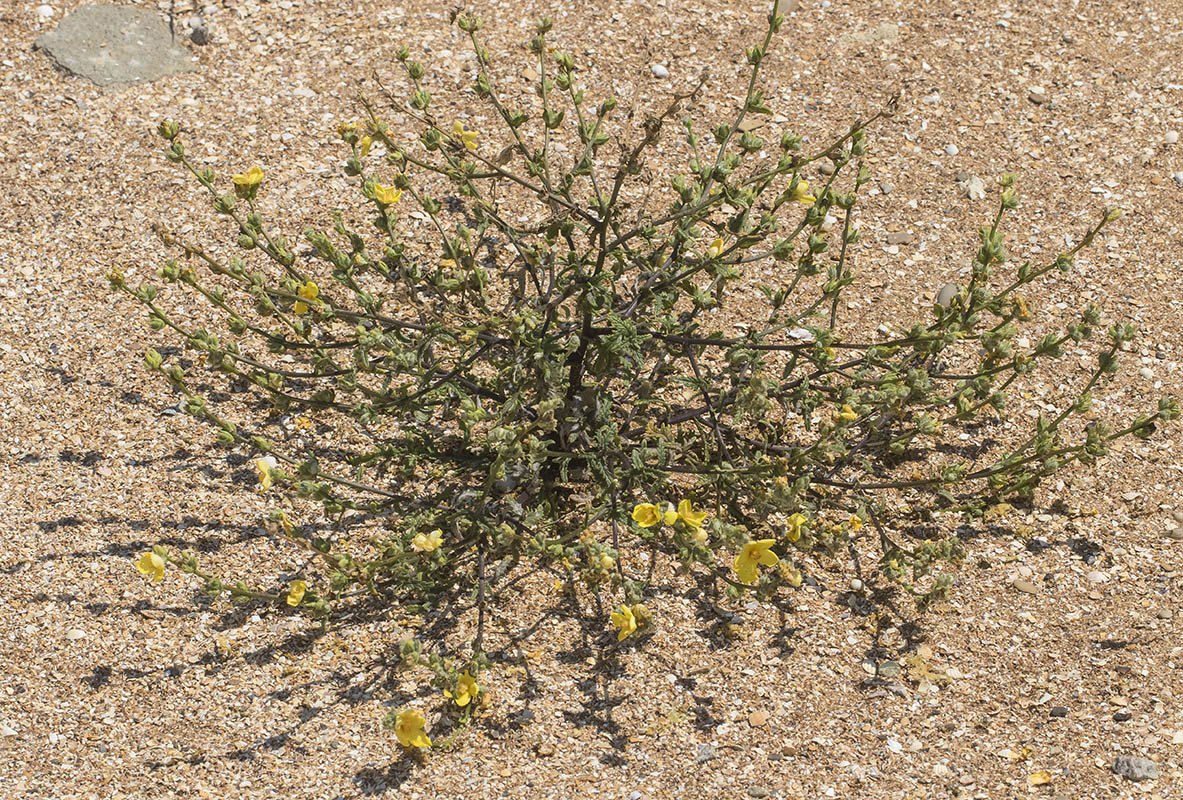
{"left": 34, "top": 5, "right": 196, "bottom": 86}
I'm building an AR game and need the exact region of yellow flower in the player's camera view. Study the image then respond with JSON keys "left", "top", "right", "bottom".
{"left": 359, "top": 135, "right": 373, "bottom": 157}
{"left": 733, "top": 539, "right": 779, "bottom": 584}
{"left": 440, "top": 258, "right": 458, "bottom": 271}
{"left": 412, "top": 529, "right": 443, "bottom": 553}
{"left": 444, "top": 671, "right": 480, "bottom": 707}
{"left": 136, "top": 552, "right": 165, "bottom": 583}
{"left": 631, "top": 503, "right": 661, "bottom": 528}
{"left": 293, "top": 416, "right": 313, "bottom": 431}
{"left": 276, "top": 511, "right": 294, "bottom": 536}
{"left": 662, "top": 503, "right": 678, "bottom": 526}
{"left": 286, "top": 579, "right": 307, "bottom": 607}
{"left": 394, "top": 709, "right": 432, "bottom": 748}
{"left": 690, "top": 527, "right": 709, "bottom": 547}
{"left": 373, "top": 183, "right": 402, "bottom": 206}
{"left": 254, "top": 455, "right": 278, "bottom": 491}
{"left": 790, "top": 179, "right": 815, "bottom": 204}
{"left": 231, "top": 166, "right": 264, "bottom": 199}
{"left": 452, "top": 120, "right": 479, "bottom": 151}
{"left": 293, "top": 280, "right": 319, "bottom": 315}
{"left": 836, "top": 404, "right": 858, "bottom": 423}
{"left": 337, "top": 120, "right": 360, "bottom": 138}
{"left": 786, "top": 512, "right": 808, "bottom": 543}
{"left": 706, "top": 237, "right": 725, "bottom": 259}
{"left": 610, "top": 605, "right": 637, "bottom": 641}
{"left": 848, "top": 514, "right": 863, "bottom": 532}
{"left": 676, "top": 499, "right": 709, "bottom": 529}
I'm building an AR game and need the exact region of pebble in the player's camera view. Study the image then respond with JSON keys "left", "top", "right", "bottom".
{"left": 849, "top": 578, "right": 865, "bottom": 592}
{"left": 65, "top": 628, "right": 86, "bottom": 641}
{"left": 1173, "top": 172, "right": 1183, "bottom": 187}
{"left": 1013, "top": 578, "right": 1039, "bottom": 594}
{"left": 944, "top": 144, "right": 959, "bottom": 156}
{"left": 37, "top": 5, "right": 54, "bottom": 21}
{"left": 748, "top": 788, "right": 771, "bottom": 798}
{"left": 1122, "top": 491, "right": 1139, "bottom": 501}
{"left": 963, "top": 176, "right": 986, "bottom": 200}
{"left": 885, "top": 231, "right": 913, "bottom": 245}
{"left": 879, "top": 182, "right": 893, "bottom": 194}
{"left": 749, "top": 709, "right": 769, "bottom": 727}
{"left": 1157, "top": 607, "right": 1173, "bottom": 620}
{"left": 1139, "top": 367, "right": 1154, "bottom": 380}
{"left": 877, "top": 661, "right": 902, "bottom": 678}
{"left": 1050, "top": 706, "right": 1069, "bottom": 718}
{"left": 1114, "top": 709, "right": 1132, "bottom": 722}
{"left": 1167, "top": 528, "right": 1183, "bottom": 541}
{"left": 1173, "top": 510, "right": 1183, "bottom": 524}
{"left": 696, "top": 743, "right": 717, "bottom": 763}
{"left": 1028, "top": 86, "right": 1048, "bottom": 104}
{"left": 818, "top": 161, "right": 836, "bottom": 176}
{"left": 936, "top": 283, "right": 958, "bottom": 307}
{"left": 650, "top": 64, "right": 669, "bottom": 78}
{"left": 1112, "top": 755, "right": 1159, "bottom": 782}
{"left": 1165, "top": 131, "right": 1180, "bottom": 145}
{"left": 189, "top": 15, "right": 209, "bottom": 46}
{"left": 1086, "top": 570, "right": 1107, "bottom": 584}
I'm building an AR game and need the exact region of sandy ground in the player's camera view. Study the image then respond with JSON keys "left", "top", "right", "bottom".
{"left": 1, "top": 0, "right": 1183, "bottom": 797}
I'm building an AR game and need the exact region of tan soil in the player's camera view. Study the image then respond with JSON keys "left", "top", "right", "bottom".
{"left": 1, "top": 0, "right": 1182, "bottom": 798}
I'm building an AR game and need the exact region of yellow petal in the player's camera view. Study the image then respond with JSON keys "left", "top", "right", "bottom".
{"left": 286, "top": 579, "right": 307, "bottom": 607}
{"left": 1027, "top": 771, "right": 1052, "bottom": 786}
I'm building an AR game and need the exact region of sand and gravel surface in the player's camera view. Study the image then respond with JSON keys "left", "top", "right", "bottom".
{"left": 2, "top": 0, "right": 1183, "bottom": 797}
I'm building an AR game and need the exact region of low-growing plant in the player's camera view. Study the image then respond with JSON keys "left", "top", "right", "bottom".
{"left": 115, "top": 0, "right": 1176, "bottom": 746}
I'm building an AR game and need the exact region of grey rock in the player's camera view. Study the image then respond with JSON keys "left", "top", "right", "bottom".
{"left": 885, "top": 231, "right": 913, "bottom": 245}
{"left": 1028, "top": 86, "right": 1048, "bottom": 104}
{"left": 935, "top": 283, "right": 959, "bottom": 308}
{"left": 748, "top": 788, "right": 771, "bottom": 799}
{"left": 945, "top": 143, "right": 960, "bottom": 156}
{"left": 1173, "top": 172, "right": 1183, "bottom": 187}
{"left": 877, "top": 660, "right": 901, "bottom": 678}
{"left": 34, "top": 5, "right": 196, "bottom": 86}
{"left": 1167, "top": 528, "right": 1183, "bottom": 541}
{"left": 696, "top": 743, "right": 717, "bottom": 763}
{"left": 1049, "top": 706, "right": 1068, "bottom": 718}
{"left": 1113, "top": 709, "right": 1132, "bottom": 722}
{"left": 818, "top": 161, "right": 836, "bottom": 176}
{"left": 1111, "top": 755, "right": 1159, "bottom": 782}
{"left": 189, "top": 15, "right": 209, "bottom": 46}
{"left": 1173, "top": 510, "right": 1183, "bottom": 524}
{"left": 879, "top": 182, "right": 893, "bottom": 194}
{"left": 650, "top": 63, "right": 669, "bottom": 79}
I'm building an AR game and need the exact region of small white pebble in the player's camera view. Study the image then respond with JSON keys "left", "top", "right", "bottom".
{"left": 1140, "top": 367, "right": 1154, "bottom": 380}
{"left": 945, "top": 144, "right": 959, "bottom": 156}
{"left": 1173, "top": 171, "right": 1183, "bottom": 187}
{"left": 65, "top": 628, "right": 86, "bottom": 641}
{"left": 37, "top": 4, "right": 54, "bottom": 21}
{"left": 849, "top": 579, "right": 864, "bottom": 592}
{"left": 650, "top": 64, "right": 669, "bottom": 79}
{"left": 1164, "top": 131, "right": 1179, "bottom": 145}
